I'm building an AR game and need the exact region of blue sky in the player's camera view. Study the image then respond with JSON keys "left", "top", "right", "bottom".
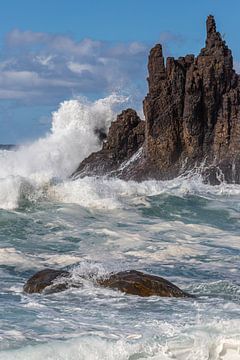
{"left": 0, "top": 0, "right": 239, "bottom": 143}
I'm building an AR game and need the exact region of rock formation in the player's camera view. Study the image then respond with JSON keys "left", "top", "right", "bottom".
{"left": 23, "top": 269, "right": 70, "bottom": 294}
{"left": 24, "top": 268, "right": 193, "bottom": 298}
{"left": 73, "top": 108, "right": 145, "bottom": 178}
{"left": 73, "top": 16, "right": 240, "bottom": 184}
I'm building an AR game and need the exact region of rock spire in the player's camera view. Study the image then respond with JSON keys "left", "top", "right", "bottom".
{"left": 73, "top": 16, "right": 240, "bottom": 184}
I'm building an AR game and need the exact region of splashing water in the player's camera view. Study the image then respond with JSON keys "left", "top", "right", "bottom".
{"left": 0, "top": 94, "right": 127, "bottom": 209}
{"left": 0, "top": 95, "right": 240, "bottom": 360}
{"left": 1, "top": 93, "right": 240, "bottom": 212}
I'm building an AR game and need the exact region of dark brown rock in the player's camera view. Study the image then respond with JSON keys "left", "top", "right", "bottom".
{"left": 98, "top": 270, "right": 192, "bottom": 298}
{"left": 72, "top": 108, "right": 145, "bottom": 178}
{"left": 23, "top": 269, "right": 71, "bottom": 294}
{"left": 141, "top": 15, "right": 240, "bottom": 182}
{"left": 73, "top": 15, "right": 240, "bottom": 184}
{"left": 23, "top": 268, "right": 193, "bottom": 298}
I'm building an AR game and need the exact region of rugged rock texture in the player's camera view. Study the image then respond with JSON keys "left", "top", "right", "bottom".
{"left": 73, "top": 108, "right": 145, "bottom": 178}
{"left": 23, "top": 269, "right": 71, "bottom": 294}
{"left": 98, "top": 270, "right": 192, "bottom": 298}
{"left": 143, "top": 15, "right": 240, "bottom": 183}
{"left": 73, "top": 16, "right": 240, "bottom": 184}
{"left": 24, "top": 268, "right": 193, "bottom": 298}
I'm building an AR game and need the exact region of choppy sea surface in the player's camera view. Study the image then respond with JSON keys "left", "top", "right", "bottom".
{"left": 0, "top": 96, "right": 240, "bottom": 359}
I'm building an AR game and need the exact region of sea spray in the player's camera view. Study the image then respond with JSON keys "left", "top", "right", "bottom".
{"left": 0, "top": 94, "right": 127, "bottom": 209}
{"left": 2, "top": 92, "right": 240, "bottom": 211}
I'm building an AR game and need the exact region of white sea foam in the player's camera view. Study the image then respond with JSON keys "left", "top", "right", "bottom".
{"left": 49, "top": 174, "right": 240, "bottom": 211}
{"left": 0, "top": 247, "right": 38, "bottom": 269}
{"left": 1, "top": 95, "right": 240, "bottom": 359}
{"left": 1, "top": 93, "right": 240, "bottom": 212}
{"left": 0, "top": 95, "right": 127, "bottom": 209}
{"left": 1, "top": 331, "right": 240, "bottom": 360}
{"left": 1, "top": 93, "right": 240, "bottom": 210}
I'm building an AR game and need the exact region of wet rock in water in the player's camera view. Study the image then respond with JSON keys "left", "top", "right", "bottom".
{"left": 23, "top": 268, "right": 193, "bottom": 298}
{"left": 72, "top": 108, "right": 145, "bottom": 179}
{"left": 72, "top": 15, "right": 240, "bottom": 184}
{"left": 23, "top": 269, "right": 71, "bottom": 294}
{"left": 98, "top": 270, "right": 193, "bottom": 298}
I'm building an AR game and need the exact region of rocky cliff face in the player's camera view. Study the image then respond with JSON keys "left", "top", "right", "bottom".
{"left": 73, "top": 16, "right": 240, "bottom": 184}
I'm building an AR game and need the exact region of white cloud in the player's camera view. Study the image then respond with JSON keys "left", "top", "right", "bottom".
{"left": 0, "top": 59, "right": 16, "bottom": 70}
{"left": 159, "top": 31, "right": 184, "bottom": 44}
{"left": 0, "top": 29, "right": 150, "bottom": 104}
{"left": 0, "top": 70, "right": 77, "bottom": 91}
{"left": 0, "top": 70, "right": 38, "bottom": 83}
{"left": 6, "top": 29, "right": 102, "bottom": 56}
{"left": 0, "top": 28, "right": 184, "bottom": 105}
{"left": 34, "top": 55, "right": 55, "bottom": 68}
{"left": 0, "top": 89, "right": 36, "bottom": 99}
{"left": 6, "top": 29, "right": 49, "bottom": 46}
{"left": 106, "top": 42, "right": 147, "bottom": 58}
{"left": 129, "top": 42, "right": 147, "bottom": 55}
{"left": 67, "top": 62, "right": 94, "bottom": 74}
{"left": 49, "top": 36, "right": 101, "bottom": 56}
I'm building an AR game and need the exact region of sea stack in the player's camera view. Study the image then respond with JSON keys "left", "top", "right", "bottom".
{"left": 73, "top": 16, "right": 240, "bottom": 184}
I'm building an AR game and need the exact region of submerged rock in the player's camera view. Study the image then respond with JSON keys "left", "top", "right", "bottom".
{"left": 23, "top": 269, "right": 71, "bottom": 294}
{"left": 73, "top": 15, "right": 240, "bottom": 184}
{"left": 23, "top": 268, "right": 193, "bottom": 298}
{"left": 98, "top": 270, "right": 192, "bottom": 298}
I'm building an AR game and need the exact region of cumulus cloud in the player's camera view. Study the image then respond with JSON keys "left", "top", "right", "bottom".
{"left": 0, "top": 28, "right": 188, "bottom": 141}
{"left": 0, "top": 28, "right": 187, "bottom": 107}
{"left": 67, "top": 62, "right": 94, "bottom": 75}
{"left": 1, "top": 29, "right": 151, "bottom": 105}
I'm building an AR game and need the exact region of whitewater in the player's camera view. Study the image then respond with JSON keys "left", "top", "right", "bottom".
{"left": 0, "top": 95, "right": 240, "bottom": 360}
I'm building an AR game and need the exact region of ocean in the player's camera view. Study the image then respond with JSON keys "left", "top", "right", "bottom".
{"left": 0, "top": 96, "right": 239, "bottom": 360}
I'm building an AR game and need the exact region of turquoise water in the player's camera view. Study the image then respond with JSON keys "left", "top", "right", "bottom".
{"left": 0, "top": 186, "right": 240, "bottom": 359}
{"left": 0, "top": 97, "right": 239, "bottom": 359}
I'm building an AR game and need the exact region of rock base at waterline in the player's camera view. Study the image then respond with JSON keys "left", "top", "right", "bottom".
{"left": 24, "top": 268, "right": 193, "bottom": 298}
{"left": 73, "top": 16, "right": 240, "bottom": 184}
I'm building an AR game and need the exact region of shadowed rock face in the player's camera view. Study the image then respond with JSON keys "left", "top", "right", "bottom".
{"left": 23, "top": 269, "right": 71, "bottom": 294}
{"left": 73, "top": 15, "right": 240, "bottom": 184}
{"left": 143, "top": 15, "right": 240, "bottom": 183}
{"left": 23, "top": 269, "right": 193, "bottom": 298}
{"left": 72, "top": 108, "right": 145, "bottom": 179}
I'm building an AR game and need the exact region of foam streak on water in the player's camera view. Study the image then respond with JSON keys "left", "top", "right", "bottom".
{"left": 0, "top": 96, "right": 240, "bottom": 359}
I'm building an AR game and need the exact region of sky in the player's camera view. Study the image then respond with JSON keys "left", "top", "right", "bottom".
{"left": 0, "top": 0, "right": 239, "bottom": 143}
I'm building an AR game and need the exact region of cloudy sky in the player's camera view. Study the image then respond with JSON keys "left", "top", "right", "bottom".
{"left": 0, "top": 0, "right": 239, "bottom": 143}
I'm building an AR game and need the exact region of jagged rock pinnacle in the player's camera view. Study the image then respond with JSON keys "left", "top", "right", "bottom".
{"left": 147, "top": 44, "right": 165, "bottom": 94}
{"left": 205, "top": 14, "right": 221, "bottom": 50}
{"left": 150, "top": 43, "right": 163, "bottom": 57}
{"left": 206, "top": 15, "right": 216, "bottom": 36}
{"left": 73, "top": 15, "right": 240, "bottom": 185}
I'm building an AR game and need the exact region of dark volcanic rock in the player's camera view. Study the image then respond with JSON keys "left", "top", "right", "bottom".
{"left": 23, "top": 269, "right": 71, "bottom": 294}
{"left": 72, "top": 108, "right": 145, "bottom": 179}
{"left": 73, "top": 15, "right": 240, "bottom": 184}
{"left": 98, "top": 270, "right": 192, "bottom": 298}
{"left": 23, "top": 268, "right": 193, "bottom": 298}
{"left": 142, "top": 15, "right": 240, "bottom": 183}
